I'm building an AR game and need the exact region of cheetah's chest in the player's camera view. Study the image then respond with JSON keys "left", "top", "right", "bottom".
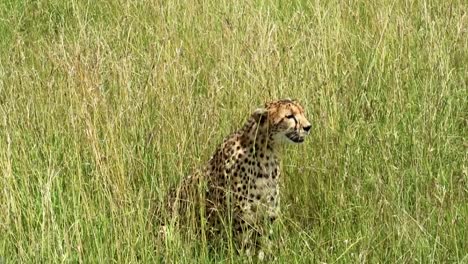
{"left": 229, "top": 147, "right": 280, "bottom": 220}
{"left": 250, "top": 154, "right": 279, "bottom": 208}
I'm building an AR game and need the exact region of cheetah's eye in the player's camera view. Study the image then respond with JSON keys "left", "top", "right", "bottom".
{"left": 286, "top": 114, "right": 295, "bottom": 119}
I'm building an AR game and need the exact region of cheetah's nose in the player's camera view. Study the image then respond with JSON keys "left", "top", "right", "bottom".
{"left": 303, "top": 125, "right": 312, "bottom": 132}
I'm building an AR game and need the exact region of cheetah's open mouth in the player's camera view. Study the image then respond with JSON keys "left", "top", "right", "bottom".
{"left": 285, "top": 132, "right": 305, "bottom": 143}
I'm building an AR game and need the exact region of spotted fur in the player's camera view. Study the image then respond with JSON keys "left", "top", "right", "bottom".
{"left": 166, "top": 99, "right": 311, "bottom": 257}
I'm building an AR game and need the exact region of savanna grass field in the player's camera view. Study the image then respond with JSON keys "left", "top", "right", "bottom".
{"left": 0, "top": 0, "right": 467, "bottom": 263}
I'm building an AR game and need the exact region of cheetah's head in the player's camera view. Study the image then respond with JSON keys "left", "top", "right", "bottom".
{"left": 252, "top": 99, "right": 312, "bottom": 144}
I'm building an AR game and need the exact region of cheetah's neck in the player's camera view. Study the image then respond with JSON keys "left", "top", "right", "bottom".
{"left": 239, "top": 116, "right": 275, "bottom": 154}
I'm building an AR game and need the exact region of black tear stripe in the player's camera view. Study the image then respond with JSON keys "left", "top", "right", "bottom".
{"left": 280, "top": 115, "right": 296, "bottom": 125}
{"left": 283, "top": 116, "right": 298, "bottom": 129}
{"left": 292, "top": 116, "right": 297, "bottom": 127}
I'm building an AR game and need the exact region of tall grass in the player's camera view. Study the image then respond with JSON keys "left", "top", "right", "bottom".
{"left": 0, "top": 0, "right": 466, "bottom": 262}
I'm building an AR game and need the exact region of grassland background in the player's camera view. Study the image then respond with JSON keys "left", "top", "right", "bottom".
{"left": 0, "top": 0, "right": 466, "bottom": 263}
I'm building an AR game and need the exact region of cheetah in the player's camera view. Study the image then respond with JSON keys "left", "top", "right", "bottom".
{"left": 166, "top": 99, "right": 311, "bottom": 258}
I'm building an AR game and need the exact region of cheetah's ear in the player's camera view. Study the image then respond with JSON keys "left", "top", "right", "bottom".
{"left": 285, "top": 97, "right": 298, "bottom": 103}
{"left": 252, "top": 108, "right": 268, "bottom": 124}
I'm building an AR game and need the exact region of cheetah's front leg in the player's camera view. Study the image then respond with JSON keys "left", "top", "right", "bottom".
{"left": 234, "top": 210, "right": 276, "bottom": 261}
